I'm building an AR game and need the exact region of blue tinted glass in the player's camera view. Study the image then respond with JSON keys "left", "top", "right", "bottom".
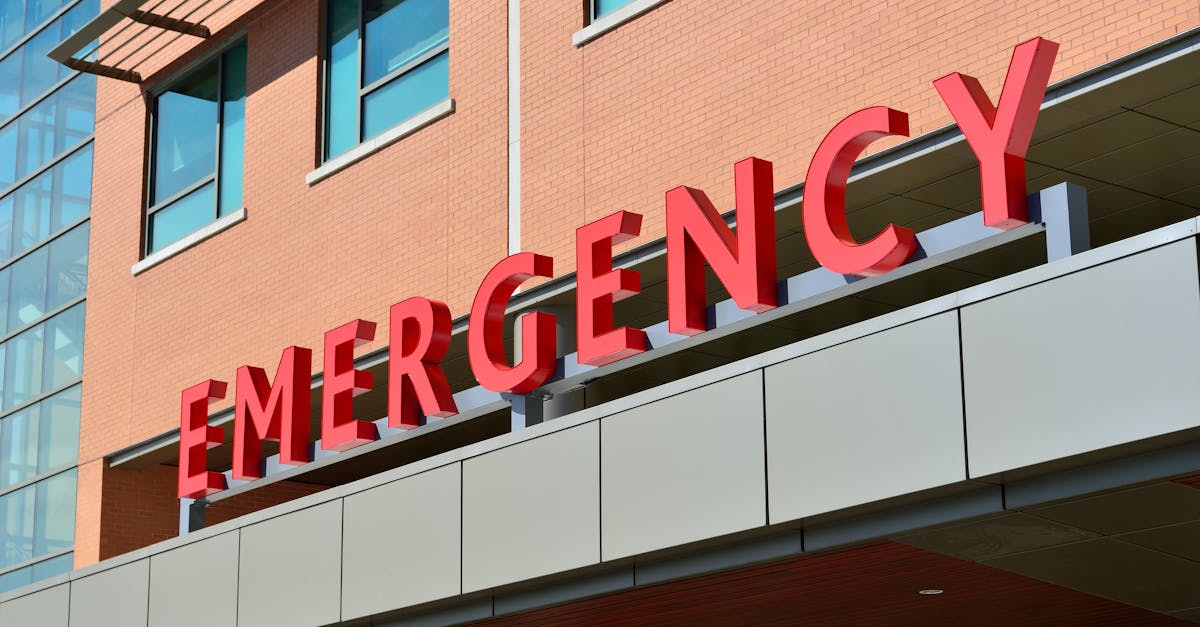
{"left": 363, "top": 0, "right": 448, "bottom": 84}
{"left": 40, "top": 303, "right": 82, "bottom": 396}
{"left": 0, "top": 144, "right": 92, "bottom": 264}
{"left": 0, "top": 74, "right": 96, "bottom": 193}
{"left": 594, "top": 0, "right": 633, "bottom": 17}
{"left": 45, "top": 222, "right": 87, "bottom": 311}
{"left": 361, "top": 50, "right": 447, "bottom": 141}
{"left": 0, "top": 482, "right": 34, "bottom": 568}
{"left": 153, "top": 61, "right": 218, "bottom": 204}
{"left": 57, "top": 144, "right": 92, "bottom": 228}
{"left": 31, "top": 551, "right": 71, "bottom": 579}
{"left": 0, "top": 47, "right": 21, "bottom": 122}
{"left": 0, "top": 404, "right": 38, "bottom": 488}
{"left": 42, "top": 302, "right": 83, "bottom": 392}
{"left": 0, "top": 563, "right": 31, "bottom": 595}
{"left": 33, "top": 469, "right": 75, "bottom": 556}
{"left": 219, "top": 43, "right": 246, "bottom": 215}
{"left": 37, "top": 385, "right": 79, "bottom": 473}
{"left": 0, "top": 0, "right": 22, "bottom": 53}
{"left": 2, "top": 324, "right": 43, "bottom": 410}
{"left": 0, "top": 195, "right": 11, "bottom": 260}
{"left": 20, "top": 26, "right": 61, "bottom": 107}
{"left": 24, "top": 0, "right": 66, "bottom": 32}
{"left": 148, "top": 181, "right": 215, "bottom": 253}
{"left": 8, "top": 245, "right": 48, "bottom": 330}
{"left": 0, "top": 270, "right": 7, "bottom": 336}
{"left": 15, "top": 171, "right": 52, "bottom": 252}
{"left": 325, "top": 0, "right": 359, "bottom": 158}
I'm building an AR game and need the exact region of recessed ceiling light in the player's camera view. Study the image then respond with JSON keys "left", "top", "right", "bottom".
{"left": 919, "top": 589, "right": 944, "bottom": 595}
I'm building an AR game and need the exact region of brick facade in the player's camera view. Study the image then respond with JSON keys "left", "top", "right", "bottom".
{"left": 75, "top": 0, "right": 1200, "bottom": 567}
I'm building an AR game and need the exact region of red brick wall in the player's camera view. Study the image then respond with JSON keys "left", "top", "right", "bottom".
{"left": 76, "top": 0, "right": 1200, "bottom": 567}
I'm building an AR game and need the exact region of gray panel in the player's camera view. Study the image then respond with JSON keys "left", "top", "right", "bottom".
{"left": 1027, "top": 482, "right": 1200, "bottom": 536}
{"left": 238, "top": 501, "right": 342, "bottom": 627}
{"left": 895, "top": 512, "right": 1099, "bottom": 562}
{"left": 69, "top": 560, "right": 149, "bottom": 627}
{"left": 148, "top": 532, "right": 239, "bottom": 627}
{"left": 1119, "top": 520, "right": 1200, "bottom": 563}
{"left": 984, "top": 538, "right": 1200, "bottom": 612}
{"left": 0, "top": 584, "right": 69, "bottom": 627}
{"left": 962, "top": 239, "right": 1200, "bottom": 477}
{"left": 601, "top": 371, "right": 766, "bottom": 561}
{"left": 765, "top": 312, "right": 967, "bottom": 524}
{"left": 342, "top": 464, "right": 461, "bottom": 619}
{"left": 462, "top": 422, "right": 599, "bottom": 593}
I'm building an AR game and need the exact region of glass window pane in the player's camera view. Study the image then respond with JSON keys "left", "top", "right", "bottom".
{"left": 33, "top": 469, "right": 75, "bottom": 556}
{"left": 0, "top": 483, "right": 34, "bottom": 569}
{"left": 56, "top": 144, "right": 92, "bottom": 229}
{"left": 0, "top": 115, "right": 14, "bottom": 191}
{"left": 46, "top": 222, "right": 87, "bottom": 311}
{"left": 363, "top": 0, "right": 448, "bottom": 84}
{"left": 0, "top": 47, "right": 21, "bottom": 123}
{"left": 30, "top": 550, "right": 71, "bottom": 579}
{"left": 37, "top": 385, "right": 78, "bottom": 473}
{"left": 325, "top": 0, "right": 359, "bottom": 159}
{"left": 24, "top": 0, "right": 65, "bottom": 32}
{"left": 42, "top": 302, "right": 83, "bottom": 391}
{"left": 152, "top": 61, "right": 218, "bottom": 204}
{"left": 0, "top": 74, "right": 96, "bottom": 193}
{"left": 0, "top": 404, "right": 38, "bottom": 488}
{"left": 361, "top": 50, "right": 447, "bottom": 141}
{"left": 148, "top": 181, "right": 215, "bottom": 253}
{"left": 0, "top": 269, "right": 8, "bottom": 336}
{"left": 8, "top": 245, "right": 48, "bottom": 330}
{"left": 594, "top": 0, "right": 633, "bottom": 18}
{"left": 0, "top": 563, "right": 31, "bottom": 595}
{"left": 19, "top": 26, "right": 61, "bottom": 108}
{"left": 0, "top": 195, "right": 11, "bottom": 260}
{"left": 0, "top": 143, "right": 91, "bottom": 264}
{"left": 219, "top": 43, "right": 246, "bottom": 216}
{"left": 3, "top": 324, "right": 43, "bottom": 411}
{"left": 0, "top": 0, "right": 22, "bottom": 54}
{"left": 15, "top": 171, "right": 52, "bottom": 252}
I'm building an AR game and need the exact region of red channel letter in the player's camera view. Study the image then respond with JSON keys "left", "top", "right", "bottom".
{"left": 322, "top": 320, "right": 379, "bottom": 451}
{"left": 803, "top": 107, "right": 917, "bottom": 277}
{"left": 178, "top": 379, "right": 227, "bottom": 499}
{"left": 232, "top": 347, "right": 312, "bottom": 480}
{"left": 389, "top": 297, "right": 458, "bottom": 429}
{"left": 468, "top": 252, "right": 556, "bottom": 393}
{"left": 576, "top": 211, "right": 647, "bottom": 366}
{"left": 666, "top": 157, "right": 777, "bottom": 336}
{"left": 934, "top": 37, "right": 1059, "bottom": 230}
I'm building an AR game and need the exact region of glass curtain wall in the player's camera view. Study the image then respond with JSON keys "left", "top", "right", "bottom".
{"left": 0, "top": 0, "right": 95, "bottom": 595}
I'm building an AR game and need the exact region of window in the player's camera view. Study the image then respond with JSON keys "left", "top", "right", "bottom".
{"left": 324, "top": 0, "right": 449, "bottom": 160}
{"left": 145, "top": 41, "right": 246, "bottom": 255}
{"left": 591, "top": 0, "right": 635, "bottom": 19}
{"left": 0, "top": 468, "right": 76, "bottom": 576}
{"left": 0, "top": 0, "right": 98, "bottom": 126}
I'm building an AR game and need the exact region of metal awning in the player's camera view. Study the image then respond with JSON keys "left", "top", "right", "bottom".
{"left": 48, "top": 0, "right": 230, "bottom": 83}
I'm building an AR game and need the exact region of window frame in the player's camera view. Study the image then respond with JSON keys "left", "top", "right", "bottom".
{"left": 320, "top": 0, "right": 450, "bottom": 162}
{"left": 143, "top": 37, "right": 246, "bottom": 258}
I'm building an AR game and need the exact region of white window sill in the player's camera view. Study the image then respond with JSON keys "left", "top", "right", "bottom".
{"left": 306, "top": 98, "right": 455, "bottom": 186}
{"left": 132, "top": 208, "right": 247, "bottom": 276}
{"left": 572, "top": 0, "right": 671, "bottom": 47}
